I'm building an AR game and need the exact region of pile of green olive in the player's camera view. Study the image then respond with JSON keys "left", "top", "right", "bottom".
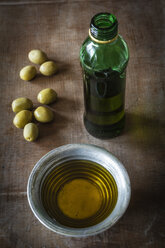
{"left": 12, "top": 88, "right": 57, "bottom": 142}
{"left": 20, "top": 49, "right": 58, "bottom": 81}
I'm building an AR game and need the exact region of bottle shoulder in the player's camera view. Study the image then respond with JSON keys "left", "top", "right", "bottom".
{"left": 80, "top": 35, "right": 129, "bottom": 73}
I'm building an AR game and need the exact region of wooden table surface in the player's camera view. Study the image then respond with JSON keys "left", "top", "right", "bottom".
{"left": 0, "top": 0, "right": 164, "bottom": 247}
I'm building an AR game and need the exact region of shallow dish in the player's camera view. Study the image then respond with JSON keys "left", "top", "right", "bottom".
{"left": 27, "top": 144, "right": 131, "bottom": 237}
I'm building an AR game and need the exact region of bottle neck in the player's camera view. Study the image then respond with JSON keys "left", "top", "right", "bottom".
{"left": 90, "top": 13, "right": 118, "bottom": 42}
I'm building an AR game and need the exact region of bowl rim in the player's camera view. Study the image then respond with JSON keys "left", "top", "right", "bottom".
{"left": 27, "top": 143, "right": 131, "bottom": 237}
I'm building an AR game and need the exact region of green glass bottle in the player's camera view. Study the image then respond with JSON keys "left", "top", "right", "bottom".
{"left": 80, "top": 13, "right": 129, "bottom": 139}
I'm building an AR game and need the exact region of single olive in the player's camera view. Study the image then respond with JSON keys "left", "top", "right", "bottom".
{"left": 39, "top": 61, "right": 57, "bottom": 76}
{"left": 12, "top": 97, "right": 33, "bottom": 113}
{"left": 34, "top": 106, "right": 54, "bottom": 123}
{"left": 28, "top": 49, "right": 47, "bottom": 65}
{"left": 13, "top": 110, "right": 33, "bottom": 128}
{"left": 37, "top": 88, "right": 57, "bottom": 105}
{"left": 20, "top": 65, "right": 37, "bottom": 81}
{"left": 23, "top": 123, "right": 39, "bottom": 142}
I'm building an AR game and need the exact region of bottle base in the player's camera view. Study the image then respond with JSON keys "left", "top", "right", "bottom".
{"left": 84, "top": 115, "right": 125, "bottom": 139}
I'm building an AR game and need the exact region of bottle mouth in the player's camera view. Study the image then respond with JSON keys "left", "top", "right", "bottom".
{"left": 90, "top": 13, "right": 118, "bottom": 41}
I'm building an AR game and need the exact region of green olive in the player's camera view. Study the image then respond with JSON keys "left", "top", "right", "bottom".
{"left": 12, "top": 97, "right": 33, "bottom": 113}
{"left": 34, "top": 106, "right": 54, "bottom": 123}
{"left": 39, "top": 61, "right": 57, "bottom": 76}
{"left": 23, "top": 123, "right": 39, "bottom": 142}
{"left": 28, "top": 49, "right": 47, "bottom": 65}
{"left": 20, "top": 65, "right": 37, "bottom": 81}
{"left": 13, "top": 110, "right": 33, "bottom": 128}
{"left": 37, "top": 88, "right": 57, "bottom": 105}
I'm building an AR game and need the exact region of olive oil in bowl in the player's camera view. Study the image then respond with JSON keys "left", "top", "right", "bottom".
{"left": 27, "top": 144, "right": 131, "bottom": 236}
{"left": 41, "top": 160, "right": 118, "bottom": 228}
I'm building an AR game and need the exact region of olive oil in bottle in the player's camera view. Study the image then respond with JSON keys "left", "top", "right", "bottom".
{"left": 80, "top": 13, "right": 129, "bottom": 138}
{"left": 41, "top": 160, "right": 118, "bottom": 228}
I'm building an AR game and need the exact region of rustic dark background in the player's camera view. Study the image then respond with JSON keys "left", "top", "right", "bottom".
{"left": 0, "top": 0, "right": 164, "bottom": 247}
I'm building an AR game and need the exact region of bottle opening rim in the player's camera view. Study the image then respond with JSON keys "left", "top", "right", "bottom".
{"left": 91, "top": 12, "right": 118, "bottom": 30}
{"left": 90, "top": 13, "right": 118, "bottom": 41}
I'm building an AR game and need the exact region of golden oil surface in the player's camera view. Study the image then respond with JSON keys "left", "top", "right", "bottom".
{"left": 58, "top": 178, "right": 102, "bottom": 219}
{"left": 41, "top": 160, "right": 118, "bottom": 228}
